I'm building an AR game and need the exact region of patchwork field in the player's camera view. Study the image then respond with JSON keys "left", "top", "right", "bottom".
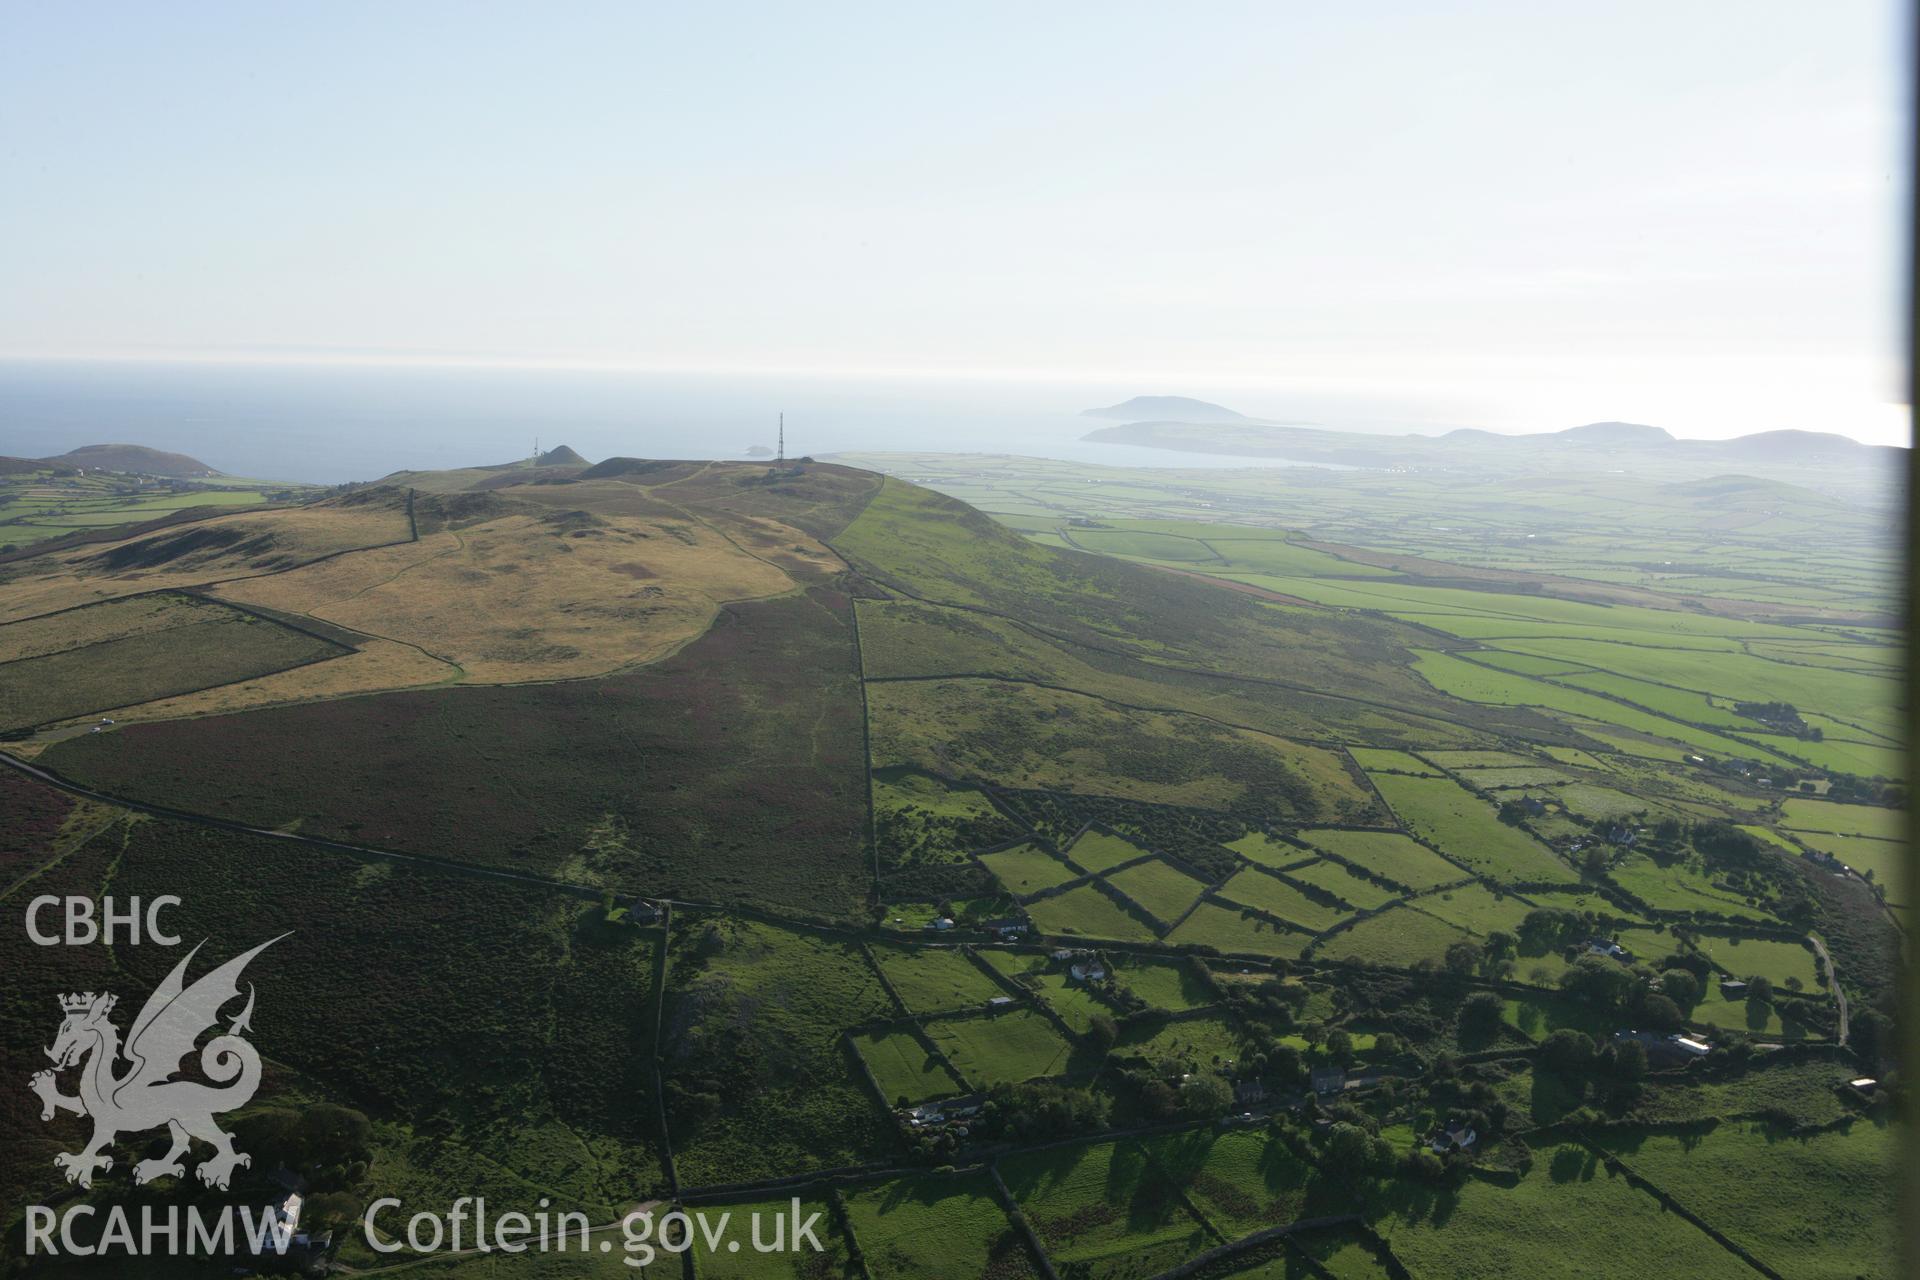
{"left": 1216, "top": 868, "right": 1352, "bottom": 931}
{"left": 1166, "top": 900, "right": 1313, "bottom": 958}
{"left": 1066, "top": 828, "right": 1157, "bottom": 872}
{"left": 1367, "top": 773, "right": 1576, "bottom": 884}
{"left": 1142, "top": 1127, "right": 1333, "bottom": 1238}
{"left": 1314, "top": 904, "right": 1476, "bottom": 968}
{"left": 871, "top": 944, "right": 1007, "bottom": 1014}
{"left": 1595, "top": 1120, "right": 1897, "bottom": 1280}
{"left": 852, "top": 1027, "right": 967, "bottom": 1106}
{"left": 844, "top": 1172, "right": 1037, "bottom": 1279}
{"left": 1369, "top": 1139, "right": 1758, "bottom": 1280}
{"left": 1001, "top": 1139, "right": 1216, "bottom": 1280}
{"left": 980, "top": 841, "right": 1083, "bottom": 895}
{"left": 1105, "top": 856, "right": 1210, "bottom": 924}
{"left": 1026, "top": 883, "right": 1161, "bottom": 942}
{"left": 923, "top": 1010, "right": 1076, "bottom": 1086}
{"left": 1301, "top": 829, "right": 1466, "bottom": 890}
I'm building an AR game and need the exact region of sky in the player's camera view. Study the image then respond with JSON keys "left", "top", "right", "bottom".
{"left": 0, "top": 2, "right": 1909, "bottom": 443}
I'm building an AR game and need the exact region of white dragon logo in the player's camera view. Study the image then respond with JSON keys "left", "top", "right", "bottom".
{"left": 30, "top": 935, "right": 285, "bottom": 1190}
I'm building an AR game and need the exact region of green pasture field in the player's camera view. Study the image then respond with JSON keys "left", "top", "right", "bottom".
{"left": 1494, "top": 637, "right": 1903, "bottom": 741}
{"left": 1346, "top": 747, "right": 1443, "bottom": 775}
{"left": 1456, "top": 766, "right": 1574, "bottom": 790}
{"left": 1771, "top": 733, "right": 1906, "bottom": 778}
{"left": 1692, "top": 935, "right": 1823, "bottom": 989}
{"left": 1216, "top": 868, "right": 1352, "bottom": 931}
{"left": 1067, "top": 828, "right": 1157, "bottom": 872}
{"left": 1736, "top": 824, "right": 1799, "bottom": 851}
{"left": 1795, "top": 831, "right": 1906, "bottom": 895}
{"left": 1225, "top": 830, "right": 1316, "bottom": 870}
{"left": 923, "top": 1009, "right": 1076, "bottom": 1085}
{"left": 1552, "top": 782, "right": 1660, "bottom": 820}
{"left": 1595, "top": 1120, "right": 1897, "bottom": 1280}
{"left": 1066, "top": 527, "right": 1221, "bottom": 562}
{"left": 1555, "top": 670, "right": 1754, "bottom": 728}
{"left": 1295, "top": 1229, "right": 1395, "bottom": 1280}
{"left": 1579, "top": 726, "right": 1692, "bottom": 762}
{"left": 1284, "top": 857, "right": 1402, "bottom": 909}
{"left": 1366, "top": 773, "right": 1576, "bottom": 883}
{"left": 1468, "top": 652, "right": 1593, "bottom": 677}
{"left": 688, "top": 1195, "right": 854, "bottom": 1279}
{"left": 1409, "top": 650, "right": 1792, "bottom": 764}
{"left": 1166, "top": 900, "right": 1312, "bottom": 958}
{"left": 1105, "top": 856, "right": 1211, "bottom": 924}
{"left": 971, "top": 946, "right": 1051, "bottom": 1002}
{"left": 1605, "top": 854, "right": 1783, "bottom": 924}
{"left": 1027, "top": 968, "right": 1113, "bottom": 1034}
{"left": 0, "top": 593, "right": 349, "bottom": 730}
{"left": 1780, "top": 797, "right": 1903, "bottom": 840}
{"left": 1684, "top": 990, "right": 1810, "bottom": 1039}
{"left": 850, "top": 1027, "right": 966, "bottom": 1106}
{"left": 1300, "top": 829, "right": 1465, "bottom": 890}
{"left": 1026, "top": 883, "right": 1161, "bottom": 942}
{"left": 844, "top": 1171, "right": 1037, "bottom": 1280}
{"left": 1196, "top": 532, "right": 1397, "bottom": 577}
{"left": 1541, "top": 746, "right": 1611, "bottom": 768}
{"left": 1141, "top": 1126, "right": 1331, "bottom": 1238}
{"left": 1502, "top": 993, "right": 1614, "bottom": 1041}
{"left": 870, "top": 944, "right": 1007, "bottom": 1014}
{"left": 1423, "top": 749, "right": 1535, "bottom": 768}
{"left": 1001, "top": 1139, "right": 1215, "bottom": 1280}
{"left": 1312, "top": 905, "right": 1475, "bottom": 968}
{"left": 980, "top": 841, "right": 1083, "bottom": 895}
{"left": 1110, "top": 955, "right": 1214, "bottom": 1011}
{"left": 1410, "top": 883, "right": 1536, "bottom": 937}
{"left": 1368, "top": 1138, "right": 1757, "bottom": 1280}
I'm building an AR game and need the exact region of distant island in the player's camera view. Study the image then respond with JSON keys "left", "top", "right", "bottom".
{"left": 1080, "top": 395, "right": 1255, "bottom": 424}
{"left": 745, "top": 444, "right": 775, "bottom": 457}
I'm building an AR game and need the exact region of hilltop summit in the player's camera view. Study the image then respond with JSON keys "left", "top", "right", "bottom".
{"left": 41, "top": 443, "right": 219, "bottom": 476}
{"left": 534, "top": 444, "right": 588, "bottom": 466}
{"left": 1554, "top": 421, "right": 1675, "bottom": 445}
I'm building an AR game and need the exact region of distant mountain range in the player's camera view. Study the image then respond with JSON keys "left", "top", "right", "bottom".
{"left": 1078, "top": 406, "right": 1903, "bottom": 503}
{"left": 0, "top": 444, "right": 222, "bottom": 477}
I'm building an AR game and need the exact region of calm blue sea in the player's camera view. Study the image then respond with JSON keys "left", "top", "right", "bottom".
{"left": 0, "top": 360, "right": 1379, "bottom": 485}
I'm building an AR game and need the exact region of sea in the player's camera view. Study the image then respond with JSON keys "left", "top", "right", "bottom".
{"left": 0, "top": 359, "right": 1395, "bottom": 485}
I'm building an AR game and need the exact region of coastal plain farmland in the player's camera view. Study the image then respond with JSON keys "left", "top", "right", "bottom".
{"left": 0, "top": 449, "right": 1902, "bottom": 1277}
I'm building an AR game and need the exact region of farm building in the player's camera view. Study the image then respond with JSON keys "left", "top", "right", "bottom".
{"left": 1310, "top": 1066, "right": 1346, "bottom": 1095}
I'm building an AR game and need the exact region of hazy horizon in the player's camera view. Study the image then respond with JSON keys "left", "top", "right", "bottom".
{"left": 1, "top": 2, "right": 1909, "bottom": 446}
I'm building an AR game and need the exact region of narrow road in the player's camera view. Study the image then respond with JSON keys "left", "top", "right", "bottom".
{"left": 1808, "top": 933, "right": 1847, "bottom": 1045}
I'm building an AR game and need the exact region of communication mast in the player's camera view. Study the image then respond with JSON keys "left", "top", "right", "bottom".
{"left": 777, "top": 414, "right": 785, "bottom": 463}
